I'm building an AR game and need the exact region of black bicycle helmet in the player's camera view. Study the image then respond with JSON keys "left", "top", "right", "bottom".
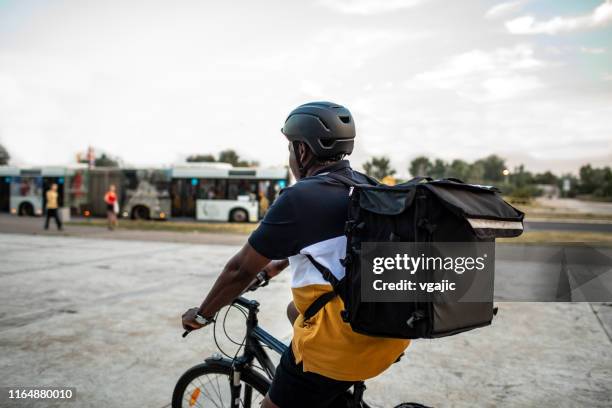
{"left": 281, "top": 101, "right": 355, "bottom": 160}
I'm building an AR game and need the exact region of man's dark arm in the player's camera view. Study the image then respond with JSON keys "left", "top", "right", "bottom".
{"left": 183, "top": 246, "right": 290, "bottom": 331}
{"left": 261, "top": 259, "right": 289, "bottom": 279}
{"left": 196, "top": 243, "right": 271, "bottom": 318}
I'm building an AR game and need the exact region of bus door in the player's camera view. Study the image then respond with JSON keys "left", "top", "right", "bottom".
{"left": 0, "top": 177, "right": 11, "bottom": 212}
{"left": 65, "top": 170, "right": 88, "bottom": 215}
{"left": 171, "top": 178, "right": 197, "bottom": 218}
{"left": 0, "top": 176, "right": 10, "bottom": 212}
{"left": 42, "top": 177, "right": 65, "bottom": 209}
{"left": 87, "top": 169, "right": 123, "bottom": 217}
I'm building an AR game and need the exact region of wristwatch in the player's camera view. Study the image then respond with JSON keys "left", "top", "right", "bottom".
{"left": 194, "top": 313, "right": 215, "bottom": 326}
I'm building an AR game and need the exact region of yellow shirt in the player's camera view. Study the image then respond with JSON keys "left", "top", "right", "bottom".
{"left": 46, "top": 190, "right": 58, "bottom": 209}
{"left": 291, "top": 284, "right": 410, "bottom": 381}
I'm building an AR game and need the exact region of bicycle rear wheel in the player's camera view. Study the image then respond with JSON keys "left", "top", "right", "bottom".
{"left": 172, "top": 359, "right": 270, "bottom": 408}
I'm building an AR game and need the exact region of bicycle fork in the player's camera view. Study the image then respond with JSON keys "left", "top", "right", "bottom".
{"left": 230, "top": 358, "right": 256, "bottom": 408}
{"left": 230, "top": 366, "right": 243, "bottom": 408}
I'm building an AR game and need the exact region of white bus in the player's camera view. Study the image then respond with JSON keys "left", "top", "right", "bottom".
{"left": 170, "top": 163, "right": 288, "bottom": 222}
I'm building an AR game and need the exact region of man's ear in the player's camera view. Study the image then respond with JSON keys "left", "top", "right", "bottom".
{"left": 298, "top": 142, "right": 310, "bottom": 163}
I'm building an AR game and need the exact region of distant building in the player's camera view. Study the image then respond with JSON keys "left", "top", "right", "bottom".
{"left": 536, "top": 184, "right": 560, "bottom": 199}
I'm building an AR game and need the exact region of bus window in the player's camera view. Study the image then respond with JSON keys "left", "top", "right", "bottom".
{"left": 228, "top": 180, "right": 256, "bottom": 200}
{"left": 10, "top": 176, "right": 43, "bottom": 216}
{"left": 196, "top": 179, "right": 227, "bottom": 200}
{"left": 12, "top": 177, "right": 42, "bottom": 198}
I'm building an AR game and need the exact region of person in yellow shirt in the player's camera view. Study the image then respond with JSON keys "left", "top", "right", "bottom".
{"left": 44, "top": 183, "right": 62, "bottom": 230}
{"left": 258, "top": 191, "right": 270, "bottom": 218}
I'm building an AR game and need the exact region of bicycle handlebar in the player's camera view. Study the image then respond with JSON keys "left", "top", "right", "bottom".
{"left": 182, "top": 271, "right": 269, "bottom": 338}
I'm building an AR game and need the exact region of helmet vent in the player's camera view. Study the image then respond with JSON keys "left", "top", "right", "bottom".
{"left": 317, "top": 117, "right": 330, "bottom": 130}
{"left": 319, "top": 138, "right": 336, "bottom": 148}
{"left": 338, "top": 115, "right": 351, "bottom": 124}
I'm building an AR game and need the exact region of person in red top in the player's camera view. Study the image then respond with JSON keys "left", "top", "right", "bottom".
{"left": 104, "top": 185, "right": 119, "bottom": 230}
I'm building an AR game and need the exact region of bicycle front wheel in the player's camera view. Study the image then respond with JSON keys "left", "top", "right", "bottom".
{"left": 172, "top": 359, "right": 270, "bottom": 408}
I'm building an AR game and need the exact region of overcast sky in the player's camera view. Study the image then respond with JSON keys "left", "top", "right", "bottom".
{"left": 1, "top": 0, "right": 611, "bottom": 175}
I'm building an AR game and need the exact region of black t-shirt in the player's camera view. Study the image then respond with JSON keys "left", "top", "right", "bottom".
{"left": 248, "top": 160, "right": 372, "bottom": 260}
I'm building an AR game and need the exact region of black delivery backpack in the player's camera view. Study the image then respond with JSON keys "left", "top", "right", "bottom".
{"left": 303, "top": 173, "right": 525, "bottom": 339}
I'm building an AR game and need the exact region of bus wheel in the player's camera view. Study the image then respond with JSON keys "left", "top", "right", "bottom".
{"left": 18, "top": 202, "right": 34, "bottom": 216}
{"left": 229, "top": 208, "right": 248, "bottom": 223}
{"left": 132, "top": 206, "right": 150, "bottom": 220}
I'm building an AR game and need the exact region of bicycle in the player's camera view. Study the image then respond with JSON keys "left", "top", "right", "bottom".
{"left": 173, "top": 279, "right": 430, "bottom": 408}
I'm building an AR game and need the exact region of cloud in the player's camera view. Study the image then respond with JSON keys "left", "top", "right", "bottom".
{"left": 485, "top": 1, "right": 525, "bottom": 19}
{"left": 580, "top": 46, "right": 606, "bottom": 54}
{"left": 506, "top": 0, "right": 612, "bottom": 34}
{"left": 317, "top": 0, "right": 426, "bottom": 15}
{"left": 412, "top": 44, "right": 544, "bottom": 102}
{"left": 603, "top": 73, "right": 612, "bottom": 81}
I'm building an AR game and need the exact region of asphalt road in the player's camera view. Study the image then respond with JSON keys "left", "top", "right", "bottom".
{"left": 525, "top": 220, "right": 612, "bottom": 233}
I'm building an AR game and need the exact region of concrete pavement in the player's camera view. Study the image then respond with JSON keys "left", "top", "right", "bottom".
{"left": 1, "top": 233, "right": 611, "bottom": 407}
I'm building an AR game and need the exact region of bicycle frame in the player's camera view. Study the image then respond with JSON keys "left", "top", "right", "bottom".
{"left": 237, "top": 296, "right": 287, "bottom": 378}
{"left": 224, "top": 296, "right": 370, "bottom": 408}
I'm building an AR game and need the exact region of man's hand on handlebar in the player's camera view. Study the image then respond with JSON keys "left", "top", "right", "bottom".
{"left": 182, "top": 307, "right": 205, "bottom": 331}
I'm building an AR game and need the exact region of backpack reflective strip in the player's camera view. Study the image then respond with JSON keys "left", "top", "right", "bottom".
{"left": 466, "top": 218, "right": 524, "bottom": 231}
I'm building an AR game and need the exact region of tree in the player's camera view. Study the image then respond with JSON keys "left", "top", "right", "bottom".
{"left": 217, "top": 149, "right": 259, "bottom": 167}
{"left": 363, "top": 156, "right": 396, "bottom": 180}
{"left": 533, "top": 171, "right": 557, "bottom": 185}
{"left": 409, "top": 156, "right": 432, "bottom": 178}
{"left": 187, "top": 154, "right": 216, "bottom": 163}
{"left": 94, "top": 153, "right": 119, "bottom": 167}
{"left": 466, "top": 161, "right": 485, "bottom": 184}
{"left": 510, "top": 164, "right": 534, "bottom": 188}
{"left": 218, "top": 149, "right": 241, "bottom": 166}
{"left": 0, "top": 144, "right": 9, "bottom": 165}
{"left": 579, "top": 165, "right": 612, "bottom": 198}
{"left": 475, "top": 154, "right": 506, "bottom": 183}
{"left": 430, "top": 159, "right": 447, "bottom": 179}
{"left": 447, "top": 159, "right": 470, "bottom": 181}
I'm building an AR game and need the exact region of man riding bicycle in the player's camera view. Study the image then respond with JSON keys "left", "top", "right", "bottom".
{"left": 182, "top": 102, "right": 410, "bottom": 408}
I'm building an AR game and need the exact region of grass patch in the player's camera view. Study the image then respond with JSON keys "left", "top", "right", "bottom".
{"left": 67, "top": 219, "right": 257, "bottom": 235}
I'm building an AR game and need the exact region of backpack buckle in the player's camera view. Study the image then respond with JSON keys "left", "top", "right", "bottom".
{"left": 406, "top": 311, "right": 424, "bottom": 328}
{"left": 340, "top": 254, "right": 352, "bottom": 267}
{"left": 344, "top": 220, "right": 355, "bottom": 233}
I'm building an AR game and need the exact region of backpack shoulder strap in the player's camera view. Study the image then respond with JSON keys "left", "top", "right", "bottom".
{"left": 305, "top": 254, "right": 340, "bottom": 287}
{"left": 325, "top": 172, "right": 358, "bottom": 187}
{"left": 303, "top": 291, "right": 336, "bottom": 321}
{"left": 303, "top": 254, "right": 342, "bottom": 321}
{"left": 324, "top": 171, "right": 380, "bottom": 191}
